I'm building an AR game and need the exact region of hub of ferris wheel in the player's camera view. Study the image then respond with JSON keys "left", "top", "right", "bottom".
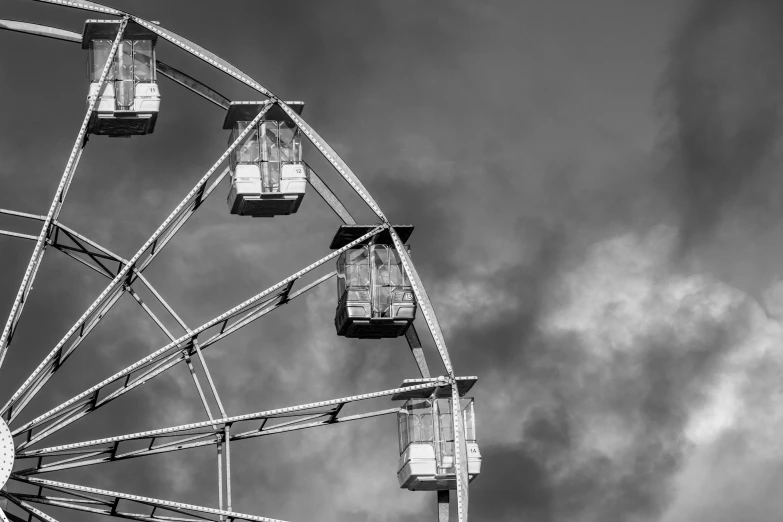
{"left": 0, "top": 418, "right": 12, "bottom": 491}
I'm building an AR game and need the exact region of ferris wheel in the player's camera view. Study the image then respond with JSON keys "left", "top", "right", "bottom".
{"left": 0, "top": 2, "right": 481, "bottom": 521}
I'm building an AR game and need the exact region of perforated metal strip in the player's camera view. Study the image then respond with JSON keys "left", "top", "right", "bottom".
{"left": 0, "top": 17, "right": 127, "bottom": 371}
{"left": 21, "top": 380, "right": 441, "bottom": 456}
{"left": 452, "top": 386, "right": 469, "bottom": 522}
{"left": 131, "top": 17, "right": 274, "bottom": 98}
{"left": 278, "top": 105, "right": 389, "bottom": 222}
{"left": 143, "top": 22, "right": 455, "bottom": 380}
{"left": 13, "top": 226, "right": 387, "bottom": 438}
{"left": 126, "top": 16, "right": 393, "bottom": 226}
{"left": 18, "top": 2, "right": 453, "bottom": 384}
{"left": 15, "top": 477, "right": 288, "bottom": 522}
{"left": 1, "top": 493, "right": 58, "bottom": 522}
{"left": 4, "top": 104, "right": 273, "bottom": 417}
{"left": 388, "top": 228, "right": 453, "bottom": 376}
{"left": 0, "top": 19, "right": 80, "bottom": 42}
{"left": 28, "top": 0, "right": 121, "bottom": 15}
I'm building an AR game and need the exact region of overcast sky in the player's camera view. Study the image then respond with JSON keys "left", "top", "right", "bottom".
{"left": 4, "top": 0, "right": 783, "bottom": 521}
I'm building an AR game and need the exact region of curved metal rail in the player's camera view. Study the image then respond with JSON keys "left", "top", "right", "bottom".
{"left": 0, "top": 2, "right": 470, "bottom": 521}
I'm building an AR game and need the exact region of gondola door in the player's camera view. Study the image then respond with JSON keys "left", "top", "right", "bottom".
{"left": 115, "top": 40, "right": 134, "bottom": 110}
{"left": 371, "top": 245, "right": 394, "bottom": 318}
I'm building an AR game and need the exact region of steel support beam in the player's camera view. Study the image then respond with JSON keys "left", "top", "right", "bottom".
{"left": 0, "top": 17, "right": 127, "bottom": 371}
{"left": 0, "top": 204, "right": 229, "bottom": 426}
{"left": 0, "top": 19, "right": 231, "bottom": 111}
{"left": 16, "top": 380, "right": 443, "bottom": 464}
{"left": 305, "top": 165, "right": 356, "bottom": 226}
{"left": 10, "top": 272, "right": 332, "bottom": 458}
{"left": 3, "top": 5, "right": 470, "bottom": 522}
{"left": 16, "top": 408, "right": 397, "bottom": 476}
{"left": 304, "top": 165, "right": 433, "bottom": 378}
{"left": 8, "top": 477, "right": 289, "bottom": 522}
{"left": 2, "top": 102, "right": 266, "bottom": 421}
{"left": 12, "top": 228, "right": 384, "bottom": 447}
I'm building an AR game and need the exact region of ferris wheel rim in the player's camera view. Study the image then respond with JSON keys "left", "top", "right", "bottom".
{"left": 0, "top": 2, "right": 471, "bottom": 521}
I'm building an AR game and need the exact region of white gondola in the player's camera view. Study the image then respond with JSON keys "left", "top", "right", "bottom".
{"left": 83, "top": 20, "right": 160, "bottom": 136}
{"left": 330, "top": 225, "right": 417, "bottom": 339}
{"left": 392, "top": 379, "right": 482, "bottom": 491}
{"left": 224, "top": 101, "right": 308, "bottom": 217}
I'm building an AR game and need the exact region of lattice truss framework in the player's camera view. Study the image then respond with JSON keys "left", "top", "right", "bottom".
{"left": 0, "top": 2, "right": 473, "bottom": 521}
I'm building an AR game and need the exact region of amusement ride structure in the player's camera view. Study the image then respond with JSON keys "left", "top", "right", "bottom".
{"left": 0, "top": 2, "right": 481, "bottom": 521}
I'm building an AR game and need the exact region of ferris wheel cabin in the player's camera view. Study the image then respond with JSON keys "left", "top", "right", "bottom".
{"left": 392, "top": 378, "right": 482, "bottom": 491}
{"left": 331, "top": 225, "right": 417, "bottom": 339}
{"left": 224, "top": 101, "right": 308, "bottom": 218}
{"left": 83, "top": 20, "right": 160, "bottom": 137}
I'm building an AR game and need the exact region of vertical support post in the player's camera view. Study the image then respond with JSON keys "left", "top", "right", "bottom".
{"left": 451, "top": 386, "right": 469, "bottom": 522}
{"left": 438, "top": 490, "right": 449, "bottom": 522}
{"left": 217, "top": 438, "right": 224, "bottom": 521}
{"left": 225, "top": 424, "right": 232, "bottom": 513}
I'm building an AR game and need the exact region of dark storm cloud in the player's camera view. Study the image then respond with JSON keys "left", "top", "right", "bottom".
{"left": 6, "top": 1, "right": 777, "bottom": 522}
{"left": 662, "top": 0, "right": 783, "bottom": 251}
{"left": 463, "top": 228, "right": 757, "bottom": 522}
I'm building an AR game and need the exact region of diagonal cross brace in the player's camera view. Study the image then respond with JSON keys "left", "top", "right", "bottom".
{"left": 2, "top": 103, "right": 270, "bottom": 419}
{"left": 12, "top": 227, "right": 385, "bottom": 445}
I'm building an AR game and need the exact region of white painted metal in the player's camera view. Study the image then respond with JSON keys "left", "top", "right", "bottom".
{"left": 3, "top": 97, "right": 267, "bottom": 418}
{"left": 3, "top": 494, "right": 59, "bottom": 522}
{"left": 0, "top": 17, "right": 127, "bottom": 372}
{"left": 16, "top": 476, "right": 289, "bottom": 522}
{"left": 452, "top": 386, "right": 469, "bottom": 522}
{"left": 0, "top": 4, "right": 477, "bottom": 522}
{"left": 20, "top": 380, "right": 444, "bottom": 456}
{"left": 1, "top": 167, "right": 233, "bottom": 423}
{"left": 29, "top": 0, "right": 121, "bottom": 15}
{"left": 12, "top": 226, "right": 386, "bottom": 445}
{"left": 0, "top": 419, "right": 12, "bottom": 489}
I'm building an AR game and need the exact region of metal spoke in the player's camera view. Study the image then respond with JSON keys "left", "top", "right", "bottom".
{"left": 389, "top": 228, "right": 454, "bottom": 376}
{"left": 11, "top": 477, "right": 291, "bottom": 522}
{"left": 129, "top": 13, "right": 392, "bottom": 226}
{"left": 27, "top": 0, "right": 121, "bottom": 15}
{"left": 1, "top": 492, "right": 59, "bottom": 522}
{"left": 0, "top": 230, "right": 37, "bottom": 241}
{"left": 3, "top": 102, "right": 268, "bottom": 421}
{"left": 1, "top": 209, "right": 130, "bottom": 279}
{"left": 15, "top": 380, "right": 444, "bottom": 469}
{"left": 279, "top": 107, "right": 388, "bottom": 222}
{"left": 0, "top": 18, "right": 230, "bottom": 111}
{"left": 0, "top": 18, "right": 79, "bottom": 42}
{"left": 17, "top": 408, "right": 397, "bottom": 476}
{"left": 3, "top": 509, "right": 26, "bottom": 522}
{"left": 3, "top": 6, "right": 473, "bottom": 522}
{"left": 12, "top": 227, "right": 384, "bottom": 447}
{"left": 8, "top": 271, "right": 331, "bottom": 458}
{"left": 0, "top": 17, "right": 127, "bottom": 371}
{"left": 0, "top": 211, "right": 227, "bottom": 425}
{"left": 9, "top": 0, "right": 452, "bottom": 386}
{"left": 129, "top": 18, "right": 275, "bottom": 99}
